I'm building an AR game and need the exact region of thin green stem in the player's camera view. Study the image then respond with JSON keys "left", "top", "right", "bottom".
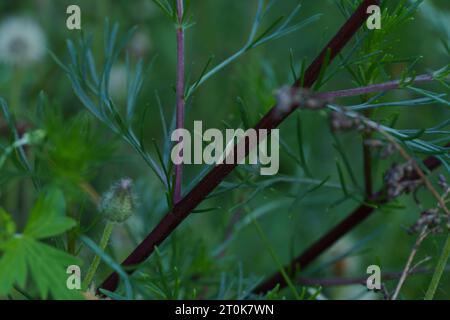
{"left": 252, "top": 218, "right": 301, "bottom": 299}
{"left": 7, "top": 67, "right": 25, "bottom": 226}
{"left": 83, "top": 221, "right": 114, "bottom": 289}
{"left": 425, "top": 234, "right": 450, "bottom": 300}
{"left": 13, "top": 285, "right": 34, "bottom": 300}
{"left": 10, "top": 67, "right": 24, "bottom": 114}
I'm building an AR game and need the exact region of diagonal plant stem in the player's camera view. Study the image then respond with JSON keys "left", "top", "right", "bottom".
{"left": 392, "top": 227, "right": 430, "bottom": 300}
{"left": 425, "top": 234, "right": 450, "bottom": 300}
{"left": 314, "top": 74, "right": 434, "bottom": 100}
{"left": 252, "top": 145, "right": 448, "bottom": 294}
{"left": 98, "top": 0, "right": 379, "bottom": 294}
{"left": 424, "top": 180, "right": 450, "bottom": 300}
{"left": 83, "top": 222, "right": 115, "bottom": 290}
{"left": 174, "top": 0, "right": 185, "bottom": 204}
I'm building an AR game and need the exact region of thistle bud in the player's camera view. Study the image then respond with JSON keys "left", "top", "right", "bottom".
{"left": 99, "top": 178, "right": 137, "bottom": 223}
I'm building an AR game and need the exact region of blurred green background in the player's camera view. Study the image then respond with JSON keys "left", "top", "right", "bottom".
{"left": 0, "top": 0, "right": 449, "bottom": 300}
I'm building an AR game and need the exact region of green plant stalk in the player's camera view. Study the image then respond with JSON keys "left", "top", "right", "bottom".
{"left": 425, "top": 234, "right": 450, "bottom": 300}
{"left": 10, "top": 67, "right": 24, "bottom": 114}
{"left": 7, "top": 67, "right": 25, "bottom": 226}
{"left": 252, "top": 218, "right": 301, "bottom": 300}
{"left": 83, "top": 222, "right": 115, "bottom": 289}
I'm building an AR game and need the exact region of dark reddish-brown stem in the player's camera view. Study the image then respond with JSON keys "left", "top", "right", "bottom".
{"left": 252, "top": 145, "right": 449, "bottom": 294}
{"left": 294, "top": 0, "right": 379, "bottom": 88}
{"left": 363, "top": 98, "right": 373, "bottom": 197}
{"left": 174, "top": 0, "right": 185, "bottom": 204}
{"left": 99, "top": 0, "right": 379, "bottom": 294}
{"left": 363, "top": 138, "right": 373, "bottom": 195}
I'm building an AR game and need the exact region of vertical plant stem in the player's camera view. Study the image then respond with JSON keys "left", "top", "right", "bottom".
{"left": 5, "top": 66, "right": 27, "bottom": 227}
{"left": 67, "top": 204, "right": 77, "bottom": 255}
{"left": 10, "top": 68, "right": 30, "bottom": 228}
{"left": 174, "top": 0, "right": 185, "bottom": 204}
{"left": 83, "top": 222, "right": 114, "bottom": 289}
{"left": 425, "top": 234, "right": 450, "bottom": 300}
{"left": 362, "top": 142, "right": 372, "bottom": 195}
{"left": 362, "top": 103, "right": 373, "bottom": 197}
{"left": 10, "top": 67, "right": 24, "bottom": 114}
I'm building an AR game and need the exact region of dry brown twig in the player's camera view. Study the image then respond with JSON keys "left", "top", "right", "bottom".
{"left": 391, "top": 227, "right": 430, "bottom": 300}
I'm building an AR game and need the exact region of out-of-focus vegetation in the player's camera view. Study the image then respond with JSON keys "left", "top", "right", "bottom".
{"left": 0, "top": 0, "right": 449, "bottom": 300}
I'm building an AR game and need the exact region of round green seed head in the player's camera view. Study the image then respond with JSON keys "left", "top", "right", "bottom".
{"left": 99, "top": 178, "right": 137, "bottom": 223}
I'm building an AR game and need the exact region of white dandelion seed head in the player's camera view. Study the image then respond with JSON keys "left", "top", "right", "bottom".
{"left": 0, "top": 17, "right": 47, "bottom": 66}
